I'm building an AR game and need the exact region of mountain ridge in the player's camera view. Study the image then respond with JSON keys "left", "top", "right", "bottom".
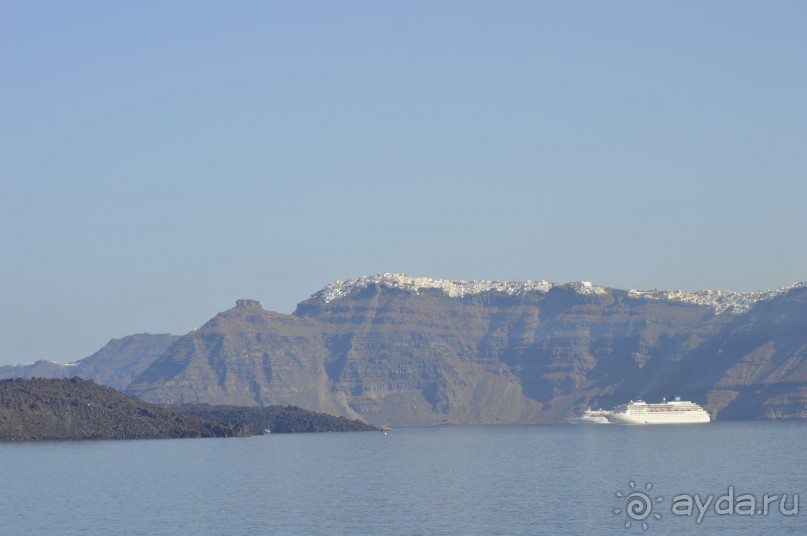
{"left": 4, "top": 274, "right": 807, "bottom": 425}
{"left": 312, "top": 273, "right": 806, "bottom": 314}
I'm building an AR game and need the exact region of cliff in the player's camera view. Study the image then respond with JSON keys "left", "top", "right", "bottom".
{"left": 8, "top": 274, "right": 807, "bottom": 425}
{"left": 125, "top": 275, "right": 807, "bottom": 424}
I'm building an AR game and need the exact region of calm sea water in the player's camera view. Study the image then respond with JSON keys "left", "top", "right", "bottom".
{"left": 1, "top": 422, "right": 805, "bottom": 535}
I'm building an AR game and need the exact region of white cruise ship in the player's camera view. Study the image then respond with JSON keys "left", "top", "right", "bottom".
{"left": 607, "top": 397, "right": 710, "bottom": 424}
{"left": 566, "top": 408, "right": 611, "bottom": 424}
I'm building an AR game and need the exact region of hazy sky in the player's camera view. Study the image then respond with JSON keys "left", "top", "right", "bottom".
{"left": 2, "top": 1, "right": 805, "bottom": 366}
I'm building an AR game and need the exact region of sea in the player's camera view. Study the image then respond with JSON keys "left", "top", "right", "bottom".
{"left": 1, "top": 421, "right": 805, "bottom": 535}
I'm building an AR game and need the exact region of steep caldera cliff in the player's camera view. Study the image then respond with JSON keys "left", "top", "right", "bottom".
{"left": 120, "top": 274, "right": 807, "bottom": 424}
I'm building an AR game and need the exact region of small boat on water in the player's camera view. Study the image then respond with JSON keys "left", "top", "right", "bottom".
{"left": 566, "top": 408, "right": 611, "bottom": 424}
{"left": 380, "top": 425, "right": 391, "bottom": 435}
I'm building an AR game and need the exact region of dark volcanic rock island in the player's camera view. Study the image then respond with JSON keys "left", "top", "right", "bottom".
{"left": 0, "top": 378, "right": 248, "bottom": 441}
{"left": 176, "top": 404, "right": 377, "bottom": 434}
{"left": 0, "top": 378, "right": 376, "bottom": 442}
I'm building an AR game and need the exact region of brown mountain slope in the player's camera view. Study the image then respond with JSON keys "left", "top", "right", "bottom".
{"left": 128, "top": 299, "right": 349, "bottom": 416}
{"left": 12, "top": 279, "right": 805, "bottom": 425}
{"left": 125, "top": 283, "right": 807, "bottom": 424}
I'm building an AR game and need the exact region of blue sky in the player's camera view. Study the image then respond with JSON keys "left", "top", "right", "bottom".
{"left": 1, "top": 1, "right": 805, "bottom": 365}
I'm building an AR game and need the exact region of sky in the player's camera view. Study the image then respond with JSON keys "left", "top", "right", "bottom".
{"left": 1, "top": 1, "right": 805, "bottom": 366}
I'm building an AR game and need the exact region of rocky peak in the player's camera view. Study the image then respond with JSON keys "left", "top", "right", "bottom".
{"left": 235, "top": 299, "right": 263, "bottom": 310}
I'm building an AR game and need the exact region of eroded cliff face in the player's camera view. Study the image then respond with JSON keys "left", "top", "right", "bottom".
{"left": 293, "top": 284, "right": 717, "bottom": 424}
{"left": 127, "top": 299, "right": 349, "bottom": 417}
{"left": 123, "top": 280, "right": 807, "bottom": 425}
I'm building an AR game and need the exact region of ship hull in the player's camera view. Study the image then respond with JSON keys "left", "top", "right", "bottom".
{"left": 607, "top": 412, "right": 710, "bottom": 425}
{"left": 566, "top": 409, "right": 612, "bottom": 424}
{"left": 566, "top": 416, "right": 610, "bottom": 424}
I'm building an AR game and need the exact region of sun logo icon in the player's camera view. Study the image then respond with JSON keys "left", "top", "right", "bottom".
{"left": 614, "top": 480, "right": 663, "bottom": 530}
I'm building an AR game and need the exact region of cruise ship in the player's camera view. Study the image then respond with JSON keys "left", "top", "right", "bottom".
{"left": 607, "top": 397, "right": 710, "bottom": 424}
{"left": 566, "top": 408, "right": 611, "bottom": 424}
